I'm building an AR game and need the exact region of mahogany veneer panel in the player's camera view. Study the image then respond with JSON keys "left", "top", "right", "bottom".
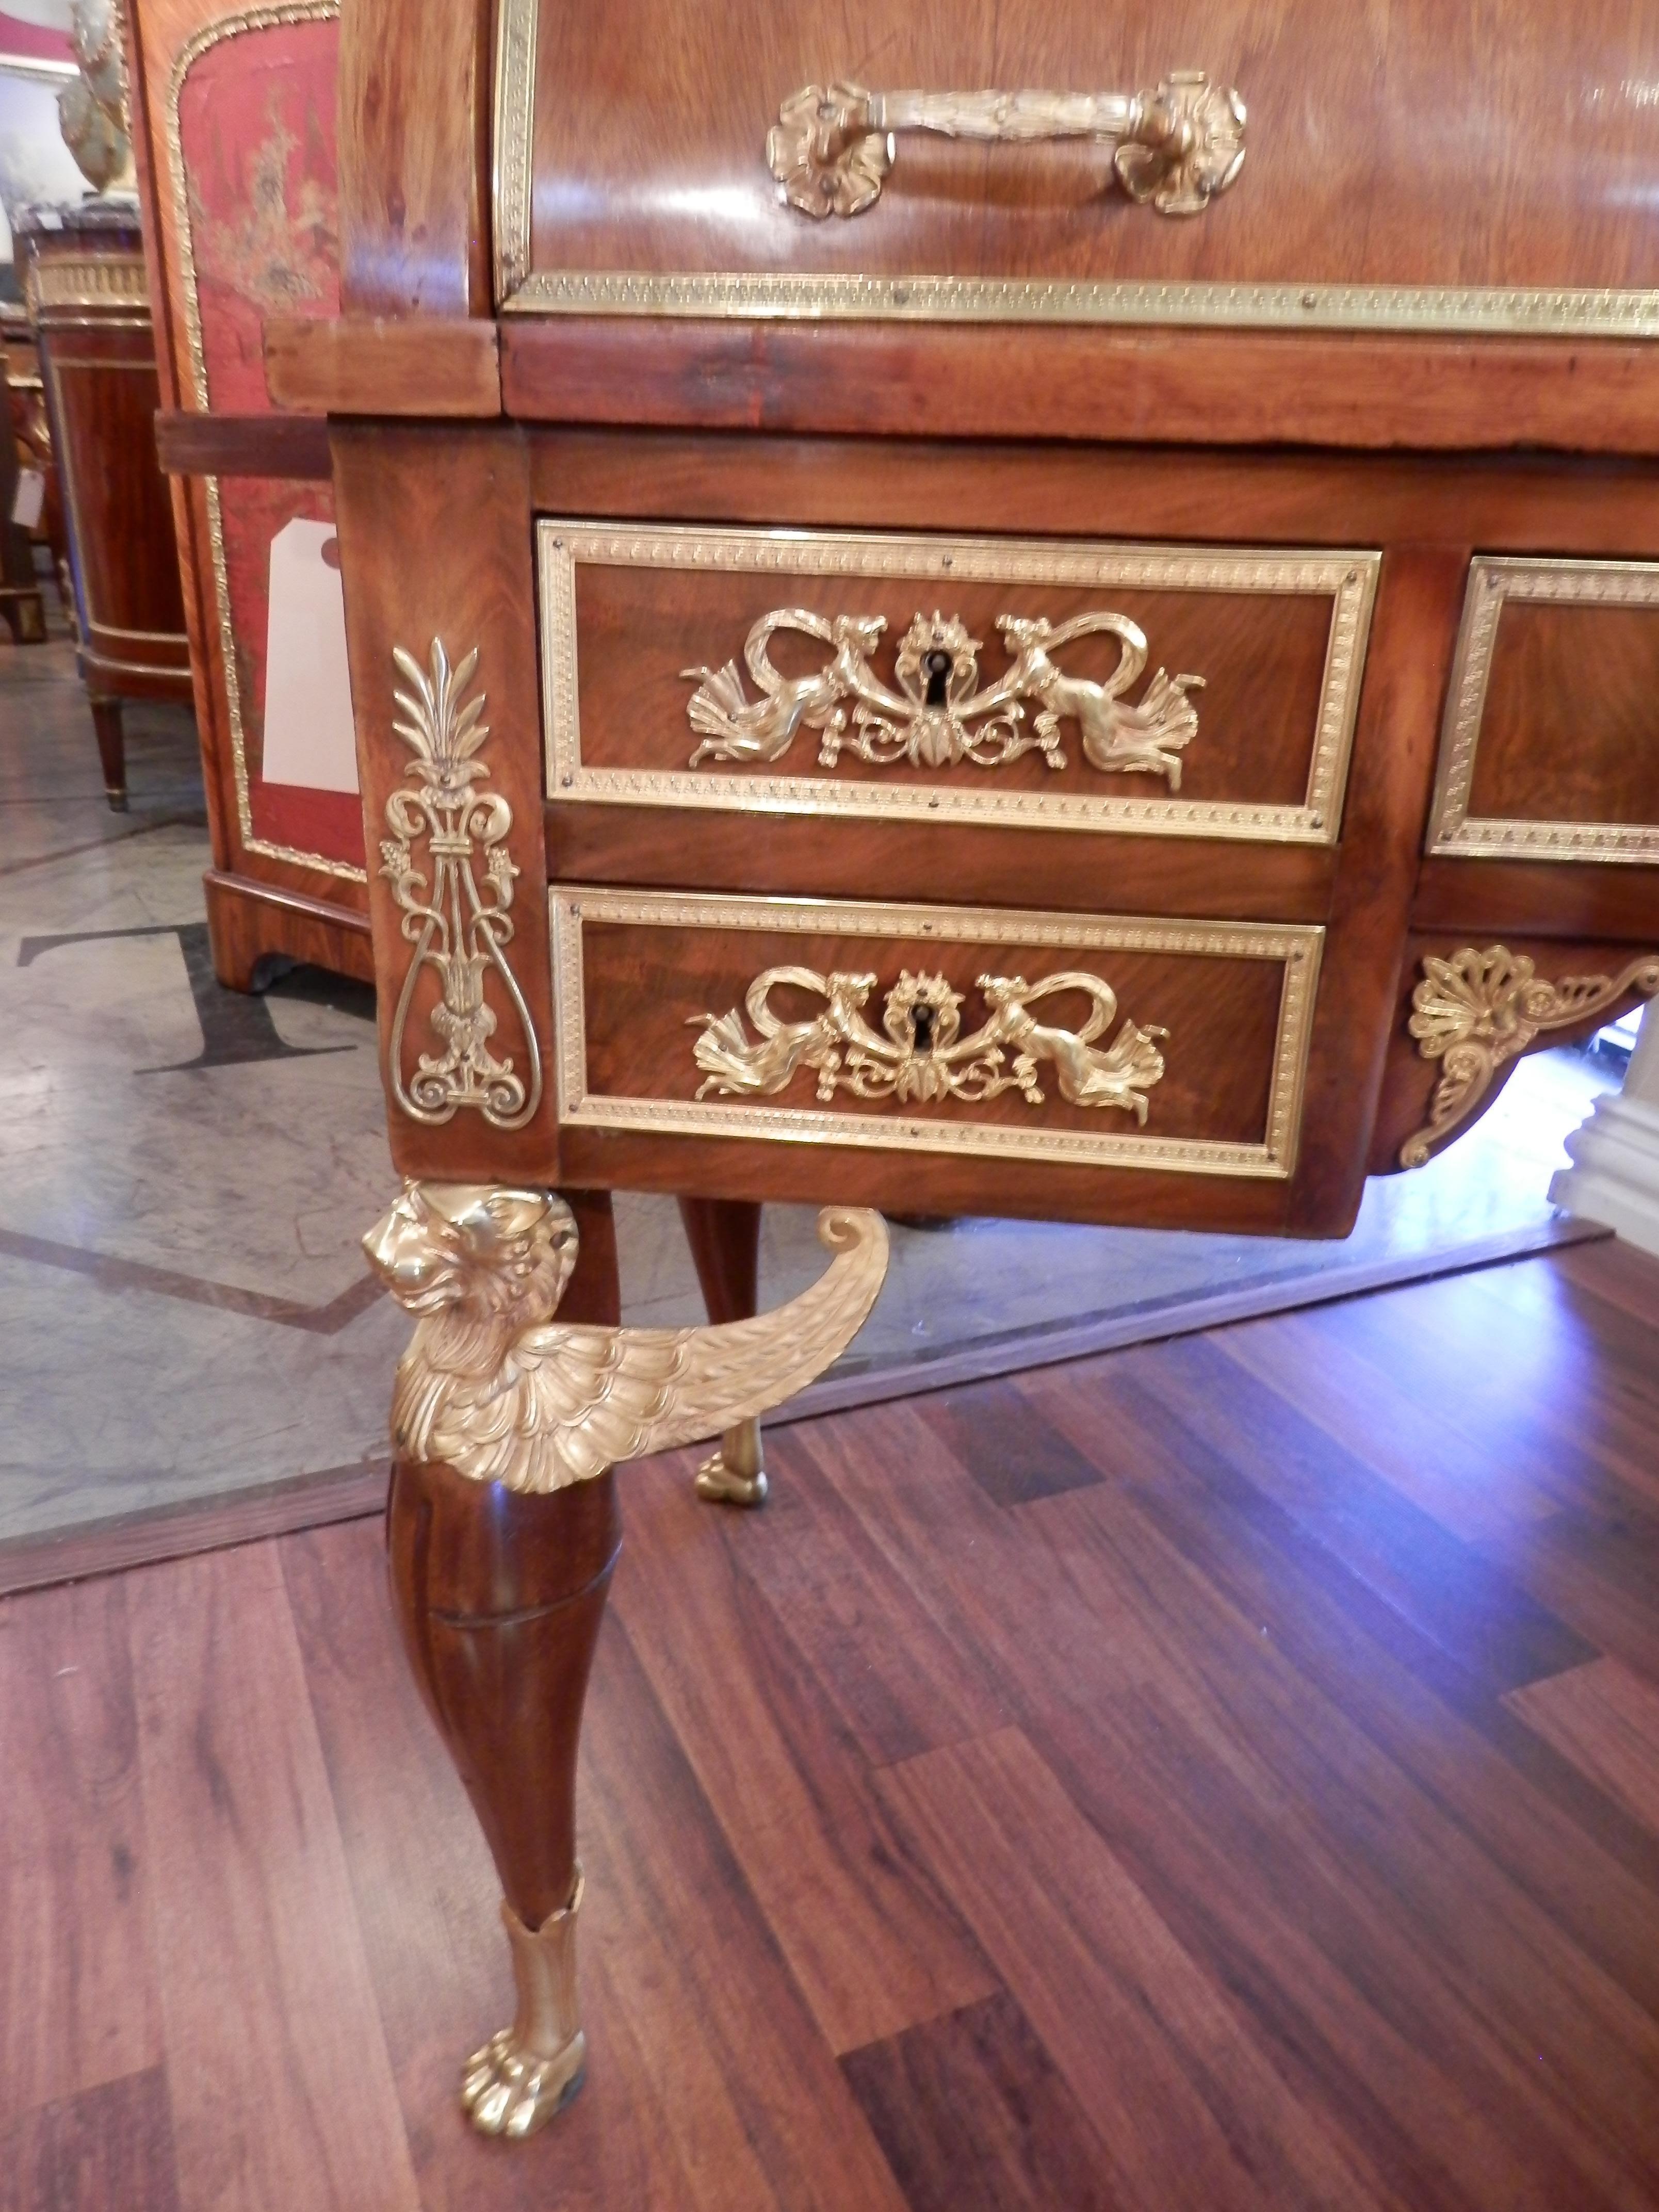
{"left": 526, "top": 431, "right": 1659, "bottom": 558}
{"left": 565, "top": 555, "right": 1340, "bottom": 813}
{"left": 503, "top": 323, "right": 1659, "bottom": 458}
{"left": 525, "top": 0, "right": 1659, "bottom": 295}
{"left": 546, "top": 806, "right": 1337, "bottom": 921}
{"left": 1472, "top": 601, "right": 1659, "bottom": 832}
{"left": 570, "top": 905, "right": 1295, "bottom": 1153}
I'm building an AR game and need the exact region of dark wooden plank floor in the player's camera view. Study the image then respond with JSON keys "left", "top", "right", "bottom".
{"left": 5, "top": 1240, "right": 1659, "bottom": 2211}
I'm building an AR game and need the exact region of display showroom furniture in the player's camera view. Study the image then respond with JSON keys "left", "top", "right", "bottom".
{"left": 136, "top": 0, "right": 1659, "bottom": 2143}
{"left": 125, "top": 0, "right": 372, "bottom": 982}
{"left": 19, "top": 205, "right": 192, "bottom": 808}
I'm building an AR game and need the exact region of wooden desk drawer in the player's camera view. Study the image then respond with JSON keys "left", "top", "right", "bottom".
{"left": 550, "top": 888, "right": 1322, "bottom": 1181}
{"left": 539, "top": 522, "right": 1378, "bottom": 849}
{"left": 1428, "top": 557, "right": 1659, "bottom": 864}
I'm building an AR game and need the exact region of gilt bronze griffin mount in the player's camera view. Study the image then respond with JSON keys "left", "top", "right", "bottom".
{"left": 683, "top": 607, "right": 1203, "bottom": 787}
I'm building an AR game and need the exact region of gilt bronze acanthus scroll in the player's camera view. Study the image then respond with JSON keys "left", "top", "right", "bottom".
{"left": 692, "top": 966, "right": 1168, "bottom": 1123}
{"left": 1401, "top": 945, "right": 1659, "bottom": 1167}
{"left": 683, "top": 607, "right": 1202, "bottom": 789}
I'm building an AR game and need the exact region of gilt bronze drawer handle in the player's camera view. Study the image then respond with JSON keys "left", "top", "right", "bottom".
{"left": 768, "top": 73, "right": 1245, "bottom": 220}
{"left": 1401, "top": 945, "right": 1659, "bottom": 1168}
{"left": 380, "top": 638, "right": 543, "bottom": 1131}
{"left": 684, "top": 608, "right": 1202, "bottom": 787}
{"left": 692, "top": 966, "right": 1167, "bottom": 1122}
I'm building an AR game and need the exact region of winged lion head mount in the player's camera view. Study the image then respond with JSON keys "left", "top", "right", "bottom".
{"left": 364, "top": 1181, "right": 889, "bottom": 1494}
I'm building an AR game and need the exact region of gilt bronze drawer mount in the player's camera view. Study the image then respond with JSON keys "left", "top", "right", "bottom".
{"left": 539, "top": 524, "right": 1379, "bottom": 843}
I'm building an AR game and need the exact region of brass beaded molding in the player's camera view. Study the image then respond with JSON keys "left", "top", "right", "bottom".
{"left": 550, "top": 887, "right": 1323, "bottom": 1179}
{"left": 538, "top": 522, "right": 1377, "bottom": 844}
{"left": 1427, "top": 558, "right": 1659, "bottom": 866}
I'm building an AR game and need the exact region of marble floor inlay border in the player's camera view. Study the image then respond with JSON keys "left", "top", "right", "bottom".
{"left": 0, "top": 1224, "right": 386, "bottom": 1334}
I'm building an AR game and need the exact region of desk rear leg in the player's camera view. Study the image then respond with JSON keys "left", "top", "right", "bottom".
{"left": 678, "top": 1195, "right": 769, "bottom": 1506}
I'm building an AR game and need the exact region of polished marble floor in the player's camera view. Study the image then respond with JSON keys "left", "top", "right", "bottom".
{"left": 0, "top": 637, "right": 1616, "bottom": 1547}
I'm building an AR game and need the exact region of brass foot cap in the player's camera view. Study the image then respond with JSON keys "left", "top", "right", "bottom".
{"left": 695, "top": 1449, "right": 768, "bottom": 1508}
{"left": 106, "top": 789, "right": 129, "bottom": 811}
{"left": 460, "top": 2026, "right": 586, "bottom": 2139}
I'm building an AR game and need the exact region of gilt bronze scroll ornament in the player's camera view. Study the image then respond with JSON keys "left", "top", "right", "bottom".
{"left": 1401, "top": 945, "right": 1659, "bottom": 1167}
{"left": 684, "top": 609, "right": 1202, "bottom": 788}
{"left": 693, "top": 967, "right": 1167, "bottom": 1123}
{"left": 380, "top": 640, "right": 543, "bottom": 1130}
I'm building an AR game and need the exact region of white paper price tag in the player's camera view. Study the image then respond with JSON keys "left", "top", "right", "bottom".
{"left": 262, "top": 517, "right": 359, "bottom": 792}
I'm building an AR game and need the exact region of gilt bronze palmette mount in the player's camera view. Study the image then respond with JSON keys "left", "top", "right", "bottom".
{"left": 380, "top": 639, "right": 543, "bottom": 1130}
{"left": 768, "top": 72, "right": 1245, "bottom": 220}
{"left": 692, "top": 967, "right": 1168, "bottom": 1123}
{"left": 683, "top": 608, "right": 1202, "bottom": 787}
{"left": 1400, "top": 945, "right": 1659, "bottom": 1168}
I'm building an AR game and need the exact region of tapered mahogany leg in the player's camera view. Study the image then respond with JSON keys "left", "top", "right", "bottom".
{"left": 384, "top": 1189, "right": 621, "bottom": 2138}
{"left": 677, "top": 1194, "right": 767, "bottom": 1505}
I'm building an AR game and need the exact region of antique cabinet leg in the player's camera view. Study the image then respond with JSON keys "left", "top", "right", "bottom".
{"left": 88, "top": 695, "right": 127, "bottom": 810}
{"left": 387, "top": 1455, "right": 620, "bottom": 2136}
{"left": 383, "top": 1187, "right": 621, "bottom": 2140}
{"left": 678, "top": 1195, "right": 768, "bottom": 1506}
{"left": 366, "top": 1179, "right": 885, "bottom": 2140}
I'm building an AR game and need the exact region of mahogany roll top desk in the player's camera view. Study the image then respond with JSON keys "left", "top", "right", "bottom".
{"left": 144, "top": 0, "right": 1659, "bottom": 2141}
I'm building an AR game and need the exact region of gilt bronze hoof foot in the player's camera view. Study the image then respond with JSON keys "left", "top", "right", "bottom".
{"left": 694, "top": 1415, "right": 768, "bottom": 1507}
{"left": 461, "top": 2024, "right": 585, "bottom": 2138}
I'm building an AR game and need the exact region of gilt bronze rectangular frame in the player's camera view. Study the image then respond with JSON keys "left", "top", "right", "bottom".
{"left": 549, "top": 887, "right": 1324, "bottom": 1178}
{"left": 1426, "top": 555, "right": 1659, "bottom": 866}
{"left": 538, "top": 521, "right": 1378, "bottom": 845}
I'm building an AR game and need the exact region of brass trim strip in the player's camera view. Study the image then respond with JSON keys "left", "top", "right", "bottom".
{"left": 539, "top": 522, "right": 1377, "bottom": 844}
{"left": 492, "top": 0, "right": 537, "bottom": 302}
{"left": 164, "top": 0, "right": 363, "bottom": 886}
{"left": 503, "top": 269, "right": 1659, "bottom": 336}
{"left": 549, "top": 886, "right": 1323, "bottom": 1179}
{"left": 1427, "top": 556, "right": 1659, "bottom": 866}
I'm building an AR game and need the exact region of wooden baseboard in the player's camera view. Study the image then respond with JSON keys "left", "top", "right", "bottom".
{"left": 0, "top": 1459, "right": 389, "bottom": 1599}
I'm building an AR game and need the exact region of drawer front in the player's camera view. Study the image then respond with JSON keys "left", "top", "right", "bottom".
{"left": 1428, "top": 557, "right": 1659, "bottom": 864}
{"left": 540, "top": 523, "right": 1378, "bottom": 846}
{"left": 550, "top": 890, "right": 1323, "bottom": 1179}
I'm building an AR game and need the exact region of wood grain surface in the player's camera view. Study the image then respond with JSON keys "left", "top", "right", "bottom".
{"left": 565, "top": 556, "right": 1338, "bottom": 810}
{"left": 523, "top": 0, "right": 1659, "bottom": 296}
{"left": 6, "top": 1238, "right": 1659, "bottom": 2209}
{"left": 502, "top": 322, "right": 1659, "bottom": 458}
{"left": 1472, "top": 599, "right": 1659, "bottom": 833}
